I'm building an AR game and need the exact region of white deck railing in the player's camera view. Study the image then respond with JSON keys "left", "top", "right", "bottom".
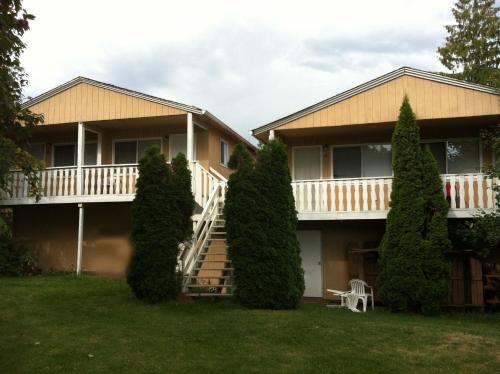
{"left": 292, "top": 173, "right": 497, "bottom": 216}
{"left": 1, "top": 161, "right": 221, "bottom": 209}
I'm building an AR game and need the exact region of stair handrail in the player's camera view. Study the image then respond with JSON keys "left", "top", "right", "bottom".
{"left": 180, "top": 182, "right": 222, "bottom": 287}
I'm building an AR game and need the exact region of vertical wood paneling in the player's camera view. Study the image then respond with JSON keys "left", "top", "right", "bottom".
{"left": 280, "top": 75, "right": 499, "bottom": 131}
{"left": 28, "top": 82, "right": 187, "bottom": 124}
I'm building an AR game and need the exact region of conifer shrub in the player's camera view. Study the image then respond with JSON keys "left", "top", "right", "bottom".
{"left": 378, "top": 96, "right": 450, "bottom": 314}
{"left": 225, "top": 141, "right": 304, "bottom": 309}
{"left": 171, "top": 152, "right": 195, "bottom": 244}
{"left": 0, "top": 218, "right": 22, "bottom": 276}
{"left": 419, "top": 146, "right": 450, "bottom": 315}
{"left": 127, "top": 146, "right": 181, "bottom": 303}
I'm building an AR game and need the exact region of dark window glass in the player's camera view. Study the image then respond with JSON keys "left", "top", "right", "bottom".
{"left": 53, "top": 144, "right": 76, "bottom": 166}
{"left": 333, "top": 147, "right": 361, "bottom": 178}
{"left": 114, "top": 141, "right": 137, "bottom": 164}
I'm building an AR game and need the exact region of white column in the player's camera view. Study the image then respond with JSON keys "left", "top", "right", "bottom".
{"left": 269, "top": 129, "right": 275, "bottom": 140}
{"left": 76, "top": 203, "right": 84, "bottom": 276}
{"left": 76, "top": 122, "right": 85, "bottom": 195}
{"left": 187, "top": 113, "right": 194, "bottom": 162}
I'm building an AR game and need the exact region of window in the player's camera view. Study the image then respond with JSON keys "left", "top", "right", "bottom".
{"left": 53, "top": 143, "right": 98, "bottom": 167}
{"left": 25, "top": 143, "right": 45, "bottom": 162}
{"left": 333, "top": 147, "right": 361, "bottom": 178}
{"left": 113, "top": 139, "right": 161, "bottom": 164}
{"left": 422, "top": 139, "right": 480, "bottom": 174}
{"left": 220, "top": 140, "right": 229, "bottom": 167}
{"left": 293, "top": 146, "right": 321, "bottom": 180}
{"left": 332, "top": 144, "right": 392, "bottom": 178}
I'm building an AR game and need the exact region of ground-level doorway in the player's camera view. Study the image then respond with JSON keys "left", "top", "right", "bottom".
{"left": 297, "top": 230, "right": 323, "bottom": 297}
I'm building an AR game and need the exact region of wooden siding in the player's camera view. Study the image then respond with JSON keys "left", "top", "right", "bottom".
{"left": 28, "top": 83, "right": 186, "bottom": 125}
{"left": 280, "top": 75, "right": 500, "bottom": 130}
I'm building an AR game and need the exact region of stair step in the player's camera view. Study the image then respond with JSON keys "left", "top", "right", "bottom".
{"left": 194, "top": 268, "right": 233, "bottom": 271}
{"left": 197, "top": 260, "right": 231, "bottom": 263}
{"left": 201, "top": 252, "right": 228, "bottom": 256}
{"left": 189, "top": 275, "right": 232, "bottom": 279}
{"left": 186, "top": 284, "right": 233, "bottom": 288}
{"left": 186, "top": 293, "right": 232, "bottom": 297}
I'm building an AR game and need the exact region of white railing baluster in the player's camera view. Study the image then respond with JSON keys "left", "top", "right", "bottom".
{"left": 458, "top": 175, "right": 465, "bottom": 209}
{"left": 329, "top": 181, "right": 335, "bottom": 212}
{"left": 353, "top": 180, "right": 360, "bottom": 211}
{"left": 370, "top": 179, "right": 376, "bottom": 211}
{"left": 322, "top": 181, "right": 328, "bottom": 212}
{"left": 477, "top": 174, "right": 484, "bottom": 209}
{"left": 486, "top": 177, "right": 493, "bottom": 209}
{"left": 338, "top": 181, "right": 344, "bottom": 211}
{"left": 362, "top": 180, "right": 368, "bottom": 211}
{"left": 449, "top": 175, "right": 457, "bottom": 209}
{"left": 386, "top": 179, "right": 392, "bottom": 209}
{"left": 306, "top": 182, "right": 313, "bottom": 211}
{"left": 346, "top": 181, "right": 352, "bottom": 212}
{"left": 467, "top": 175, "right": 474, "bottom": 209}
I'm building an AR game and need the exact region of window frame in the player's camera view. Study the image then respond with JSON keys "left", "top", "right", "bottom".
{"left": 112, "top": 137, "right": 163, "bottom": 165}
{"left": 330, "top": 143, "right": 393, "bottom": 179}
{"left": 292, "top": 145, "right": 323, "bottom": 181}
{"left": 421, "top": 137, "right": 483, "bottom": 175}
{"left": 52, "top": 141, "right": 99, "bottom": 167}
{"left": 220, "top": 138, "right": 230, "bottom": 168}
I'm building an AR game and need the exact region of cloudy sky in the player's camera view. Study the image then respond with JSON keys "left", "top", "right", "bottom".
{"left": 22, "top": 0, "right": 456, "bottom": 142}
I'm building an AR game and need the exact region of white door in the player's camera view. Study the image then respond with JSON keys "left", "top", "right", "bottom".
{"left": 169, "top": 133, "right": 197, "bottom": 161}
{"left": 297, "top": 230, "right": 322, "bottom": 297}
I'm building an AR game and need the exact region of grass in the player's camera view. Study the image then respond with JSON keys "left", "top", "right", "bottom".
{"left": 1, "top": 277, "right": 499, "bottom": 373}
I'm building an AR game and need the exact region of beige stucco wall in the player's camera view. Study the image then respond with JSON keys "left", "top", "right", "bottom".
{"left": 13, "top": 203, "right": 132, "bottom": 275}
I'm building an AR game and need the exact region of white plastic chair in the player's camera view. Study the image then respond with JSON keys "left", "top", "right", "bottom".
{"left": 327, "top": 279, "right": 374, "bottom": 312}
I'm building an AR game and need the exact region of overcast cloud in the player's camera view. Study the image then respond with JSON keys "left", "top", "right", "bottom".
{"left": 22, "top": 0, "right": 455, "bottom": 142}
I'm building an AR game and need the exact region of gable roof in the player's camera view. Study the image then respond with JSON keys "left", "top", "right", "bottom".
{"left": 252, "top": 67, "right": 499, "bottom": 136}
{"left": 23, "top": 76, "right": 204, "bottom": 114}
{"left": 23, "top": 76, "right": 257, "bottom": 151}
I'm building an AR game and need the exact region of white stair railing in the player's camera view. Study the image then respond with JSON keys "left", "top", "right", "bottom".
{"left": 180, "top": 182, "right": 224, "bottom": 291}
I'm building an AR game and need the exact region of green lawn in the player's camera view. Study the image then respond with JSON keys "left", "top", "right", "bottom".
{"left": 1, "top": 277, "right": 499, "bottom": 373}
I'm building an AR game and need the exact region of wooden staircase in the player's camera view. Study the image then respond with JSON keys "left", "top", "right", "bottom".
{"left": 181, "top": 184, "right": 233, "bottom": 296}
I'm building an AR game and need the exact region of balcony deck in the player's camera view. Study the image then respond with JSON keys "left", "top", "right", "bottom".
{"left": 292, "top": 174, "right": 497, "bottom": 220}
{"left": 0, "top": 162, "right": 221, "bottom": 209}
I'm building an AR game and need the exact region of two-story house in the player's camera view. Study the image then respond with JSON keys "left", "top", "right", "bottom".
{"left": 252, "top": 67, "right": 499, "bottom": 299}
{"left": 1, "top": 77, "right": 256, "bottom": 277}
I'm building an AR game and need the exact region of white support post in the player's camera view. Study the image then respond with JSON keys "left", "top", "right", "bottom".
{"left": 269, "top": 129, "right": 275, "bottom": 140}
{"left": 76, "top": 203, "right": 84, "bottom": 276}
{"left": 187, "top": 113, "right": 194, "bottom": 162}
{"left": 76, "top": 122, "right": 85, "bottom": 195}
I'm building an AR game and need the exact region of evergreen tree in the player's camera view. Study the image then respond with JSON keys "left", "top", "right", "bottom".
{"left": 251, "top": 140, "right": 304, "bottom": 309}
{"left": 127, "top": 146, "right": 180, "bottom": 303}
{"left": 419, "top": 146, "right": 451, "bottom": 315}
{"left": 438, "top": 0, "right": 500, "bottom": 87}
{"left": 171, "top": 152, "right": 195, "bottom": 244}
{"left": 378, "top": 96, "right": 427, "bottom": 312}
{"left": 224, "top": 144, "right": 266, "bottom": 306}
{"left": 0, "top": 218, "right": 21, "bottom": 276}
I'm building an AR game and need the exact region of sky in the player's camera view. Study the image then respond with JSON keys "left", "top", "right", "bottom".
{"left": 22, "top": 0, "right": 456, "bottom": 142}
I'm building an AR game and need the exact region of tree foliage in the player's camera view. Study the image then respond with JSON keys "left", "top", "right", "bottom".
{"left": 0, "top": 1, "right": 43, "bottom": 275}
{"left": 127, "top": 146, "right": 182, "bottom": 303}
{"left": 171, "top": 152, "right": 195, "bottom": 244}
{"left": 378, "top": 97, "right": 449, "bottom": 314}
{"left": 437, "top": 0, "right": 500, "bottom": 87}
{"left": 1, "top": 0, "right": 44, "bottom": 197}
{"left": 225, "top": 141, "right": 304, "bottom": 309}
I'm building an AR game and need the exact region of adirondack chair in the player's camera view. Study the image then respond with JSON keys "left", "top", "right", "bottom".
{"left": 327, "top": 279, "right": 374, "bottom": 312}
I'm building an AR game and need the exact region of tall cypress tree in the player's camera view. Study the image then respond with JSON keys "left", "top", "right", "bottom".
{"left": 419, "top": 147, "right": 451, "bottom": 314}
{"left": 127, "top": 146, "right": 180, "bottom": 303}
{"left": 171, "top": 152, "right": 195, "bottom": 244}
{"left": 224, "top": 144, "right": 266, "bottom": 306}
{"left": 378, "top": 96, "right": 426, "bottom": 312}
{"left": 252, "top": 140, "right": 304, "bottom": 309}
{"left": 438, "top": 0, "right": 500, "bottom": 87}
